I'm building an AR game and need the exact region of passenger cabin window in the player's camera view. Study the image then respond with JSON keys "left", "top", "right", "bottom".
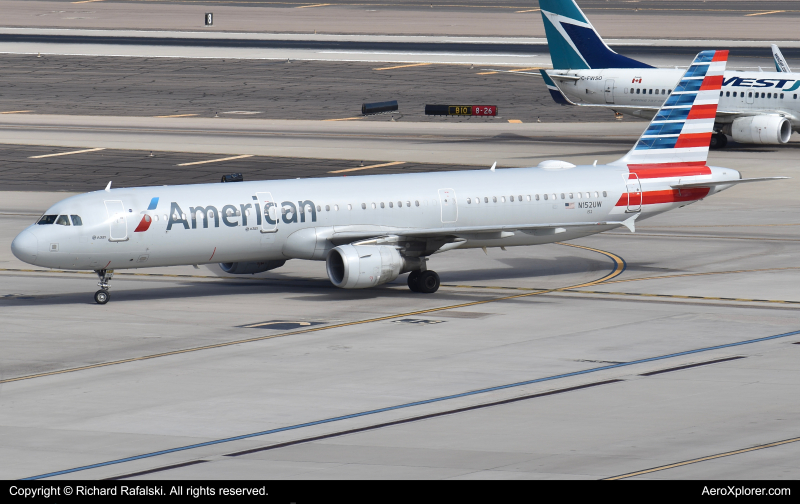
{"left": 630, "top": 88, "right": 634, "bottom": 94}
{"left": 509, "top": 196, "right": 514, "bottom": 202}
{"left": 415, "top": 200, "right": 420, "bottom": 206}
{"left": 725, "top": 91, "right": 730, "bottom": 97}
{"left": 466, "top": 198, "right": 472, "bottom": 204}
{"left": 70, "top": 215, "right": 83, "bottom": 226}
{"left": 648, "top": 89, "right": 652, "bottom": 94}
{"left": 37, "top": 215, "right": 57, "bottom": 225}
{"left": 603, "top": 191, "right": 608, "bottom": 197}
{"left": 535, "top": 194, "right": 540, "bottom": 201}
{"left": 733, "top": 92, "right": 737, "bottom": 97}
{"left": 636, "top": 89, "right": 640, "bottom": 94}
{"left": 780, "top": 93, "right": 785, "bottom": 99}
{"left": 492, "top": 196, "right": 497, "bottom": 203}
{"left": 55, "top": 215, "right": 70, "bottom": 226}
{"left": 543, "top": 194, "right": 548, "bottom": 200}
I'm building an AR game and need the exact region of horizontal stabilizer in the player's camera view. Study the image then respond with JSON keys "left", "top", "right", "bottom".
{"left": 670, "top": 177, "right": 789, "bottom": 189}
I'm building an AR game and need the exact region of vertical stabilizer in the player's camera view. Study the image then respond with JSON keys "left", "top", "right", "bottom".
{"left": 772, "top": 44, "right": 791, "bottom": 73}
{"left": 539, "top": 0, "right": 652, "bottom": 69}
{"left": 611, "top": 50, "right": 728, "bottom": 173}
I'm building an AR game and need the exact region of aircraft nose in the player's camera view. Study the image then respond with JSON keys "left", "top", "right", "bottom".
{"left": 11, "top": 229, "right": 38, "bottom": 265}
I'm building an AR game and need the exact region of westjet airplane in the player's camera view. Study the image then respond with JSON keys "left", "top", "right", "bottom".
{"left": 539, "top": 0, "right": 800, "bottom": 148}
{"left": 11, "top": 51, "right": 785, "bottom": 304}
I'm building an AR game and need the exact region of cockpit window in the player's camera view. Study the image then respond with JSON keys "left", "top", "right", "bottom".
{"left": 37, "top": 215, "right": 57, "bottom": 225}
{"left": 70, "top": 215, "right": 83, "bottom": 226}
{"left": 55, "top": 215, "right": 71, "bottom": 226}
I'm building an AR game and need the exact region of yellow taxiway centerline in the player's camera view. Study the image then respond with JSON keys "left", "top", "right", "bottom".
{"left": 606, "top": 436, "right": 800, "bottom": 480}
{"left": 329, "top": 161, "right": 405, "bottom": 173}
{"left": 29, "top": 148, "right": 105, "bottom": 159}
{"left": 374, "top": 63, "right": 432, "bottom": 71}
{"left": 177, "top": 155, "right": 254, "bottom": 167}
{"left": 154, "top": 114, "right": 199, "bottom": 118}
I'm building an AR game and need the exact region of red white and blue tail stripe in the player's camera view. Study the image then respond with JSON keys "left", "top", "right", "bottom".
{"left": 612, "top": 50, "right": 728, "bottom": 175}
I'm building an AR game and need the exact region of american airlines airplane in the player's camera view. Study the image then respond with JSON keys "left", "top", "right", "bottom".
{"left": 10, "top": 50, "right": 785, "bottom": 304}
{"left": 539, "top": 0, "right": 800, "bottom": 148}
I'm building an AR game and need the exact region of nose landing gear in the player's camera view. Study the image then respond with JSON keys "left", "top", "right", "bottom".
{"left": 94, "top": 269, "right": 114, "bottom": 304}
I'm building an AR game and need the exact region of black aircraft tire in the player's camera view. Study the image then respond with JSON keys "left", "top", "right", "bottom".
{"left": 94, "top": 289, "right": 110, "bottom": 304}
{"left": 417, "top": 271, "right": 440, "bottom": 294}
{"left": 407, "top": 271, "right": 421, "bottom": 292}
{"left": 717, "top": 133, "right": 728, "bottom": 148}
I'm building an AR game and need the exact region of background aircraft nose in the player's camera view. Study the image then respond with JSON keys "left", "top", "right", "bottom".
{"left": 11, "top": 229, "right": 38, "bottom": 265}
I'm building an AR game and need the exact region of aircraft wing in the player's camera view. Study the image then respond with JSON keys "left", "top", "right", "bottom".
{"left": 671, "top": 177, "right": 789, "bottom": 189}
{"left": 330, "top": 214, "right": 640, "bottom": 245}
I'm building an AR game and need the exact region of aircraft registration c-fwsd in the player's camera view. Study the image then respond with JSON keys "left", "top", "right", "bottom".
{"left": 10, "top": 51, "right": 786, "bottom": 304}
{"left": 539, "top": 0, "right": 800, "bottom": 148}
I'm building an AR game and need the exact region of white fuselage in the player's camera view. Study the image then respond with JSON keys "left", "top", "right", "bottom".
{"left": 12, "top": 165, "right": 739, "bottom": 272}
{"left": 552, "top": 68, "right": 800, "bottom": 125}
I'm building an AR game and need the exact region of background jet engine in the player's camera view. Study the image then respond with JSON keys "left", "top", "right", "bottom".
{"left": 326, "top": 244, "right": 404, "bottom": 289}
{"left": 728, "top": 115, "right": 792, "bottom": 145}
{"left": 219, "top": 260, "right": 286, "bottom": 274}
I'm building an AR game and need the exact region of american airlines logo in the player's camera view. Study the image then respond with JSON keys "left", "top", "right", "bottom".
{"left": 164, "top": 200, "right": 317, "bottom": 231}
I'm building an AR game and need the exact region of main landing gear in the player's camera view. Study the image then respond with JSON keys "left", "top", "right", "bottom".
{"left": 407, "top": 270, "right": 440, "bottom": 294}
{"left": 710, "top": 132, "right": 728, "bottom": 149}
{"left": 94, "top": 269, "right": 114, "bottom": 304}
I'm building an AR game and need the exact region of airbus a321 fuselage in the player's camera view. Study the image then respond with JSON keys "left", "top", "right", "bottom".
{"left": 11, "top": 50, "right": 784, "bottom": 303}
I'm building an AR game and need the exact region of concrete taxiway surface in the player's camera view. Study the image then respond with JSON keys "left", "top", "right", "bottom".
{"left": 8, "top": 1, "right": 800, "bottom": 40}
{"left": 1, "top": 120, "right": 799, "bottom": 479}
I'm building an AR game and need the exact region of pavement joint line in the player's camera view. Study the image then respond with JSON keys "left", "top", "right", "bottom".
{"left": 216, "top": 379, "right": 622, "bottom": 457}
{"left": 28, "top": 147, "right": 104, "bottom": 159}
{"left": 605, "top": 436, "right": 800, "bottom": 480}
{"left": 107, "top": 379, "right": 622, "bottom": 479}
{"left": 0, "top": 243, "right": 624, "bottom": 387}
{"left": 176, "top": 154, "right": 254, "bottom": 167}
{"left": 25, "top": 326, "right": 800, "bottom": 480}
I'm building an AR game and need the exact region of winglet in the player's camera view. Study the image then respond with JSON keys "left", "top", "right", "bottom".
{"left": 621, "top": 213, "right": 639, "bottom": 233}
{"left": 490, "top": 162, "right": 496, "bottom": 172}
{"left": 104, "top": 181, "right": 112, "bottom": 192}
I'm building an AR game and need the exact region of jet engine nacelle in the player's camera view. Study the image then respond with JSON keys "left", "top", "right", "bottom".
{"left": 326, "top": 245, "right": 403, "bottom": 289}
{"left": 219, "top": 260, "right": 286, "bottom": 274}
{"left": 729, "top": 115, "right": 792, "bottom": 145}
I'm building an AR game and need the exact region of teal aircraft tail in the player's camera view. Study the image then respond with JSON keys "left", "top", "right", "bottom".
{"left": 539, "top": 0, "right": 652, "bottom": 70}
